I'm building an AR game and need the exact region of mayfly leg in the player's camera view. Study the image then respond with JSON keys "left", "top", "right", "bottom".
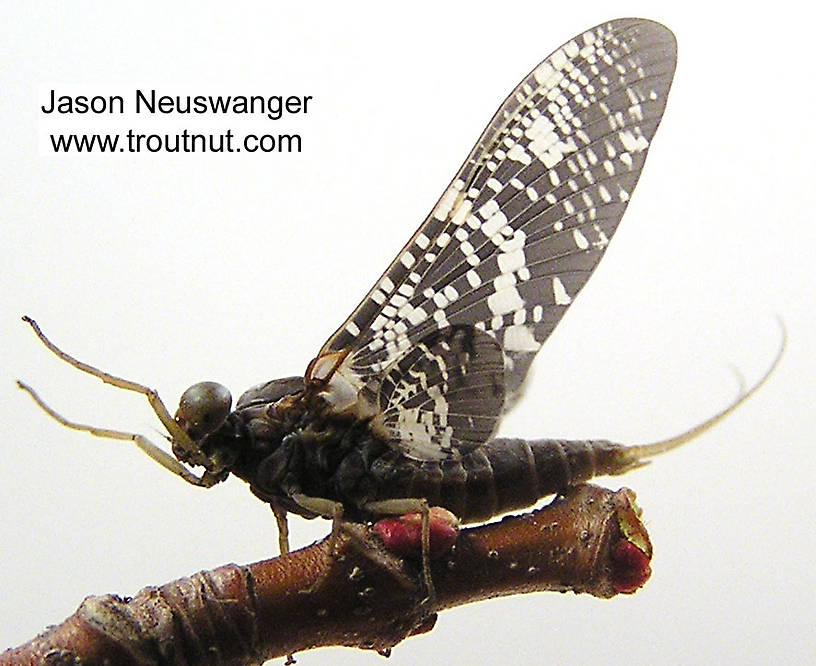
{"left": 17, "top": 380, "right": 212, "bottom": 487}
{"left": 22, "top": 316, "right": 188, "bottom": 444}
{"left": 271, "top": 502, "right": 291, "bottom": 556}
{"left": 363, "top": 498, "right": 436, "bottom": 606}
{"left": 19, "top": 316, "right": 214, "bottom": 486}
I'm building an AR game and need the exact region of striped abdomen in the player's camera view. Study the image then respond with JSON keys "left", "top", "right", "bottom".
{"left": 373, "top": 437, "right": 634, "bottom": 524}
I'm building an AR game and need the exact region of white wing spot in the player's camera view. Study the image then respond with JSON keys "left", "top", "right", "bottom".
{"left": 481, "top": 211, "right": 507, "bottom": 237}
{"left": 553, "top": 276, "right": 572, "bottom": 305}
{"left": 479, "top": 199, "right": 500, "bottom": 219}
{"left": 432, "top": 183, "right": 461, "bottom": 221}
{"left": 507, "top": 144, "right": 532, "bottom": 165}
{"left": 433, "top": 292, "right": 448, "bottom": 308}
{"left": 619, "top": 129, "right": 648, "bottom": 152}
{"left": 525, "top": 115, "right": 556, "bottom": 140}
{"left": 533, "top": 61, "right": 555, "bottom": 85}
{"left": 451, "top": 198, "right": 473, "bottom": 225}
{"left": 407, "top": 306, "right": 428, "bottom": 325}
{"left": 498, "top": 248, "right": 526, "bottom": 273}
{"left": 572, "top": 229, "right": 589, "bottom": 249}
{"left": 488, "top": 274, "right": 524, "bottom": 315}
{"left": 592, "top": 224, "right": 610, "bottom": 248}
{"left": 551, "top": 48, "right": 567, "bottom": 70}
{"left": 504, "top": 324, "right": 541, "bottom": 352}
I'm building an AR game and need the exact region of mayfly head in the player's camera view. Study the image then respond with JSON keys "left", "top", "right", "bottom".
{"left": 175, "top": 381, "right": 233, "bottom": 441}
{"left": 169, "top": 380, "right": 245, "bottom": 480}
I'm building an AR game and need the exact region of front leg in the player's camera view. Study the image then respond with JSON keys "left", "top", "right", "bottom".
{"left": 270, "top": 502, "right": 291, "bottom": 556}
{"left": 17, "top": 380, "right": 224, "bottom": 488}
{"left": 290, "top": 493, "right": 345, "bottom": 542}
{"left": 288, "top": 493, "right": 353, "bottom": 596}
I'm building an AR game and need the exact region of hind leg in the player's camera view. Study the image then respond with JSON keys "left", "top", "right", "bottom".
{"left": 363, "top": 498, "right": 437, "bottom": 607}
{"left": 288, "top": 494, "right": 419, "bottom": 594}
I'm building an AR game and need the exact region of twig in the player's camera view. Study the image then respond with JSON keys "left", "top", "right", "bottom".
{"left": 1, "top": 484, "right": 651, "bottom": 665}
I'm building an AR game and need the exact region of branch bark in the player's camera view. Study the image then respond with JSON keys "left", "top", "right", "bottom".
{"left": 1, "top": 484, "right": 652, "bottom": 665}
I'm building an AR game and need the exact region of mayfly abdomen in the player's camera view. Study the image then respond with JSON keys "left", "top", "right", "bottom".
{"left": 378, "top": 438, "right": 626, "bottom": 524}
{"left": 462, "top": 438, "right": 629, "bottom": 522}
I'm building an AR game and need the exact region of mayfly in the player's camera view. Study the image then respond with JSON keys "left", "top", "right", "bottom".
{"left": 20, "top": 19, "right": 779, "bottom": 582}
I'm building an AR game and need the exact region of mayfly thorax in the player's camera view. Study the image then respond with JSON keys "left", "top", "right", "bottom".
{"left": 19, "top": 18, "right": 781, "bottom": 584}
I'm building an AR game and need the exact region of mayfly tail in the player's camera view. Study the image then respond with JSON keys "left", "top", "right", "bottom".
{"left": 617, "top": 320, "right": 786, "bottom": 469}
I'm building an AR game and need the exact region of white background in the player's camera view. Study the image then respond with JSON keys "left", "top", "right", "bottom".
{"left": 2, "top": 2, "right": 814, "bottom": 664}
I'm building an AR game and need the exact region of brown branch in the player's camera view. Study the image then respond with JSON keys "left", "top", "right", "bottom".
{"left": 1, "top": 484, "right": 651, "bottom": 665}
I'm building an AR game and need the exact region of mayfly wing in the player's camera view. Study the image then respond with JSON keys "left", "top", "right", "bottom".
{"left": 320, "top": 18, "right": 677, "bottom": 459}
{"left": 362, "top": 325, "right": 506, "bottom": 459}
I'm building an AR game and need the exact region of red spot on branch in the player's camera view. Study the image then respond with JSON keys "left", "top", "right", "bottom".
{"left": 373, "top": 507, "right": 459, "bottom": 559}
{"left": 610, "top": 539, "right": 652, "bottom": 593}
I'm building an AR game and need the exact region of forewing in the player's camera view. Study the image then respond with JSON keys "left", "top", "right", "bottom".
{"left": 320, "top": 18, "right": 677, "bottom": 458}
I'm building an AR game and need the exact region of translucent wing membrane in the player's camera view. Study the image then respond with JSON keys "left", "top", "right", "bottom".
{"left": 321, "top": 18, "right": 677, "bottom": 459}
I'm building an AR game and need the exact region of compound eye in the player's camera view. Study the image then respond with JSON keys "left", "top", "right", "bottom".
{"left": 176, "top": 382, "right": 232, "bottom": 440}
